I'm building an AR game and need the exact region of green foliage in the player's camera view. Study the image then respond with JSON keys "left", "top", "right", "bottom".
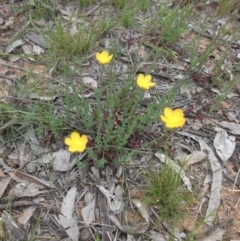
{"left": 65, "top": 70, "right": 178, "bottom": 167}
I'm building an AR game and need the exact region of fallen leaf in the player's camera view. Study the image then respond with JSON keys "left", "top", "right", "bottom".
{"left": 0, "top": 177, "right": 11, "bottom": 198}
{"left": 11, "top": 182, "right": 46, "bottom": 197}
{"left": 5, "top": 39, "right": 23, "bottom": 54}
{"left": 17, "top": 197, "right": 44, "bottom": 226}
{"left": 213, "top": 130, "right": 236, "bottom": 163}
{"left": 178, "top": 151, "right": 207, "bottom": 167}
{"left": 110, "top": 199, "right": 149, "bottom": 235}
{"left": 81, "top": 192, "right": 95, "bottom": 226}
{"left": 219, "top": 121, "right": 240, "bottom": 135}
{"left": 96, "top": 185, "right": 123, "bottom": 213}
{"left": 24, "top": 126, "right": 47, "bottom": 154}
{"left": 59, "top": 187, "right": 79, "bottom": 241}
{"left": 178, "top": 131, "right": 222, "bottom": 225}
{"left": 3, "top": 212, "right": 28, "bottom": 241}
{"left": 13, "top": 170, "right": 56, "bottom": 188}
{"left": 197, "top": 228, "right": 225, "bottom": 241}
{"left": 34, "top": 149, "right": 76, "bottom": 172}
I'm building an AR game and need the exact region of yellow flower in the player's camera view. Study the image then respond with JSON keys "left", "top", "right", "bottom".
{"left": 160, "top": 107, "right": 186, "bottom": 129}
{"left": 136, "top": 74, "right": 156, "bottom": 90}
{"left": 95, "top": 50, "right": 113, "bottom": 65}
{"left": 64, "top": 131, "right": 88, "bottom": 153}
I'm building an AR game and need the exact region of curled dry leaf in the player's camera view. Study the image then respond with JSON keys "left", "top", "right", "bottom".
{"left": 96, "top": 185, "right": 123, "bottom": 214}
{"left": 13, "top": 170, "right": 56, "bottom": 188}
{"left": 109, "top": 199, "right": 149, "bottom": 235}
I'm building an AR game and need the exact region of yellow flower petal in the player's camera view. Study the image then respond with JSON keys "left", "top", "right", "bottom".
{"left": 95, "top": 50, "right": 113, "bottom": 65}
{"left": 164, "top": 107, "right": 173, "bottom": 118}
{"left": 80, "top": 134, "right": 88, "bottom": 145}
{"left": 136, "top": 74, "right": 155, "bottom": 90}
{"left": 64, "top": 137, "right": 73, "bottom": 146}
{"left": 160, "top": 107, "right": 186, "bottom": 129}
{"left": 65, "top": 131, "right": 88, "bottom": 153}
{"left": 160, "top": 115, "right": 168, "bottom": 123}
{"left": 71, "top": 131, "right": 81, "bottom": 141}
{"left": 173, "top": 109, "right": 184, "bottom": 118}
{"left": 145, "top": 74, "right": 152, "bottom": 82}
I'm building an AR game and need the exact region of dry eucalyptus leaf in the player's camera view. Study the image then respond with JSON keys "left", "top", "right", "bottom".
{"left": 11, "top": 182, "right": 46, "bottom": 197}
{"left": 178, "top": 131, "right": 222, "bottom": 225}
{"left": 24, "top": 126, "right": 47, "bottom": 154}
{"left": 197, "top": 228, "right": 225, "bottom": 241}
{"left": 0, "top": 177, "right": 11, "bottom": 198}
{"left": 109, "top": 199, "right": 149, "bottom": 235}
{"left": 3, "top": 212, "right": 28, "bottom": 241}
{"left": 81, "top": 193, "right": 95, "bottom": 226}
{"left": 96, "top": 185, "right": 123, "bottom": 214}
{"left": 219, "top": 121, "right": 240, "bottom": 135}
{"left": 213, "top": 130, "right": 236, "bottom": 163}
{"left": 34, "top": 149, "right": 74, "bottom": 172}
{"left": 17, "top": 197, "right": 44, "bottom": 227}
{"left": 5, "top": 39, "right": 23, "bottom": 54}
{"left": 178, "top": 151, "right": 207, "bottom": 167}
{"left": 59, "top": 187, "right": 79, "bottom": 241}
{"left": 13, "top": 170, "right": 56, "bottom": 188}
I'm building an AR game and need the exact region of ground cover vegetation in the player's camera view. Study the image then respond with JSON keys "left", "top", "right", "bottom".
{"left": 0, "top": 0, "right": 240, "bottom": 240}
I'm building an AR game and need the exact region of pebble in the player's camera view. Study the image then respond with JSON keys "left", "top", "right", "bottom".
{"left": 196, "top": 87, "right": 203, "bottom": 93}
{"left": 26, "top": 162, "right": 37, "bottom": 173}
{"left": 190, "top": 89, "right": 196, "bottom": 95}
{"left": 80, "top": 228, "right": 91, "bottom": 240}
{"left": 39, "top": 171, "right": 47, "bottom": 178}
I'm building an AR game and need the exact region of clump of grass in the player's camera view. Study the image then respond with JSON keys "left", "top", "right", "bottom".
{"left": 46, "top": 16, "right": 96, "bottom": 61}
{"left": 108, "top": 0, "right": 133, "bottom": 9}
{"left": 78, "top": 0, "right": 96, "bottom": 8}
{"left": 217, "top": 0, "right": 236, "bottom": 16}
{"left": 145, "top": 3, "right": 193, "bottom": 45}
{"left": 145, "top": 163, "right": 194, "bottom": 221}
